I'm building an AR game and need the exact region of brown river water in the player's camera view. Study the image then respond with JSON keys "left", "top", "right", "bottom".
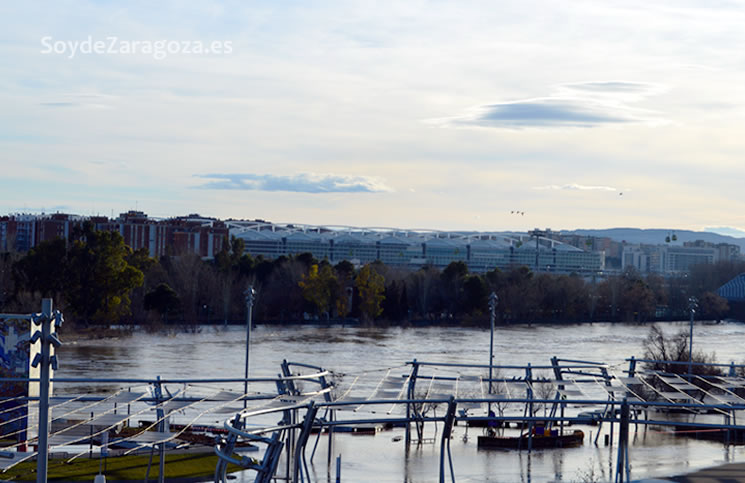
{"left": 54, "top": 321, "right": 745, "bottom": 482}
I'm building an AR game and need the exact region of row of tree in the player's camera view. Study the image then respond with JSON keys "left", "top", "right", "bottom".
{"left": 1, "top": 226, "right": 742, "bottom": 327}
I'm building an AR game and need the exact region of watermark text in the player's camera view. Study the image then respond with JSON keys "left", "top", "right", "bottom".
{"left": 40, "top": 36, "right": 233, "bottom": 60}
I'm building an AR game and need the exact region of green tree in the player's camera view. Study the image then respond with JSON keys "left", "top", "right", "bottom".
{"left": 462, "top": 275, "right": 488, "bottom": 316}
{"left": 356, "top": 264, "right": 385, "bottom": 322}
{"left": 383, "top": 280, "right": 409, "bottom": 321}
{"left": 144, "top": 283, "right": 181, "bottom": 322}
{"left": 230, "top": 237, "right": 246, "bottom": 265}
{"left": 126, "top": 247, "right": 157, "bottom": 273}
{"left": 214, "top": 239, "right": 232, "bottom": 273}
{"left": 334, "top": 261, "right": 355, "bottom": 318}
{"left": 259, "top": 258, "right": 305, "bottom": 322}
{"left": 295, "top": 252, "right": 318, "bottom": 270}
{"left": 65, "top": 230, "right": 144, "bottom": 325}
{"left": 441, "top": 261, "right": 468, "bottom": 316}
{"left": 299, "top": 263, "right": 337, "bottom": 319}
{"left": 334, "top": 260, "right": 355, "bottom": 280}
{"left": 498, "top": 267, "right": 537, "bottom": 322}
{"left": 125, "top": 247, "right": 160, "bottom": 325}
{"left": 409, "top": 266, "right": 441, "bottom": 318}
{"left": 215, "top": 236, "right": 249, "bottom": 273}
{"left": 0, "top": 251, "right": 19, "bottom": 309}
{"left": 618, "top": 268, "right": 655, "bottom": 321}
{"left": 12, "top": 238, "right": 68, "bottom": 300}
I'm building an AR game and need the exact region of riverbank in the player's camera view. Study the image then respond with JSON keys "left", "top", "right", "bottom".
{"left": 56, "top": 316, "right": 742, "bottom": 342}
{"left": 58, "top": 325, "right": 135, "bottom": 342}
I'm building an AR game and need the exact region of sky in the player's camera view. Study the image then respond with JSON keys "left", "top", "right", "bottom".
{"left": 2, "top": 1, "right": 745, "bottom": 235}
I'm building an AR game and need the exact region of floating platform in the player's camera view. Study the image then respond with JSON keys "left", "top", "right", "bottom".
{"left": 477, "top": 430, "right": 585, "bottom": 450}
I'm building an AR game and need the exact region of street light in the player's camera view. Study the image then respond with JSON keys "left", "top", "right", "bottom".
{"left": 528, "top": 229, "right": 547, "bottom": 272}
{"left": 488, "top": 292, "right": 498, "bottom": 418}
{"left": 688, "top": 296, "right": 698, "bottom": 377}
{"left": 244, "top": 286, "right": 256, "bottom": 408}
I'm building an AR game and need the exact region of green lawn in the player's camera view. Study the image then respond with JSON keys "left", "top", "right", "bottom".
{"left": 1, "top": 452, "right": 244, "bottom": 481}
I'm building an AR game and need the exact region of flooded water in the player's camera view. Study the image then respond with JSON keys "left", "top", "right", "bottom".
{"left": 56, "top": 321, "right": 745, "bottom": 482}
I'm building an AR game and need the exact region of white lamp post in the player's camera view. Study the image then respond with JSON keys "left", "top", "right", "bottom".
{"left": 488, "top": 292, "right": 498, "bottom": 417}
{"left": 688, "top": 296, "right": 698, "bottom": 377}
{"left": 244, "top": 286, "right": 256, "bottom": 408}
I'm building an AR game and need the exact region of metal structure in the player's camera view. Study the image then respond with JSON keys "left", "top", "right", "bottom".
{"left": 688, "top": 296, "right": 698, "bottom": 376}
{"left": 244, "top": 285, "right": 256, "bottom": 409}
{"left": 487, "top": 292, "right": 497, "bottom": 419}
{"left": 211, "top": 356, "right": 745, "bottom": 483}
{"left": 4, "top": 355, "right": 745, "bottom": 482}
{"left": 528, "top": 228, "right": 548, "bottom": 271}
{"left": 4, "top": 302, "right": 745, "bottom": 482}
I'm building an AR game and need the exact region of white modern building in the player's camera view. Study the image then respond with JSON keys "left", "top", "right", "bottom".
{"left": 228, "top": 222, "right": 606, "bottom": 274}
{"left": 622, "top": 241, "right": 741, "bottom": 275}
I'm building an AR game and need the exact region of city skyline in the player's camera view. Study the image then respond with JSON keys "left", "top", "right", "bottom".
{"left": 3, "top": 2, "right": 745, "bottom": 235}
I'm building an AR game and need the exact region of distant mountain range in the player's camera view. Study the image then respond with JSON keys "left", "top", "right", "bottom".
{"left": 561, "top": 228, "right": 745, "bottom": 251}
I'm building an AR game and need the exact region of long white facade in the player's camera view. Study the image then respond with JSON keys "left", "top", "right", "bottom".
{"left": 229, "top": 222, "right": 605, "bottom": 274}
{"left": 622, "top": 242, "right": 741, "bottom": 275}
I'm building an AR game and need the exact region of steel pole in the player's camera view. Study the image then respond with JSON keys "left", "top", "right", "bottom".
{"left": 155, "top": 377, "right": 165, "bottom": 483}
{"left": 488, "top": 293, "right": 498, "bottom": 419}
{"left": 688, "top": 297, "right": 697, "bottom": 377}
{"left": 36, "top": 298, "right": 53, "bottom": 483}
{"left": 244, "top": 286, "right": 255, "bottom": 409}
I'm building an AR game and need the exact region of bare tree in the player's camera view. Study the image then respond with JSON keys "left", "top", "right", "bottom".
{"left": 523, "top": 370, "right": 556, "bottom": 418}
{"left": 641, "top": 325, "right": 722, "bottom": 393}
{"left": 165, "top": 253, "right": 204, "bottom": 326}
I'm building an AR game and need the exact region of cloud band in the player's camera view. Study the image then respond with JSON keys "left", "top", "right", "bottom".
{"left": 195, "top": 173, "right": 391, "bottom": 193}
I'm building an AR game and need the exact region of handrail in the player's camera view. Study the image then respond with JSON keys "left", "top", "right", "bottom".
{"left": 628, "top": 357, "right": 745, "bottom": 369}
{"left": 0, "top": 371, "right": 331, "bottom": 386}
{"left": 406, "top": 361, "right": 609, "bottom": 370}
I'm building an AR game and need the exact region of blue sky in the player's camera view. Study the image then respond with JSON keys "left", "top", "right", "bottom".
{"left": 3, "top": 1, "right": 745, "bottom": 234}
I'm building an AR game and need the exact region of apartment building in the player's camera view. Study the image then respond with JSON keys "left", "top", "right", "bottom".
{"left": 622, "top": 240, "right": 740, "bottom": 275}
{"left": 0, "top": 212, "right": 228, "bottom": 259}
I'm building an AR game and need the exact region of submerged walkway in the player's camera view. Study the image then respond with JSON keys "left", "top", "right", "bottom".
{"left": 670, "top": 462, "right": 745, "bottom": 482}
{"left": 640, "top": 463, "right": 745, "bottom": 482}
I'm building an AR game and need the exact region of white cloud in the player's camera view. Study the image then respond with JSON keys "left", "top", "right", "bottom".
{"left": 436, "top": 81, "right": 666, "bottom": 129}
{"left": 195, "top": 173, "right": 392, "bottom": 193}
{"left": 39, "top": 93, "right": 116, "bottom": 109}
{"left": 533, "top": 184, "right": 618, "bottom": 192}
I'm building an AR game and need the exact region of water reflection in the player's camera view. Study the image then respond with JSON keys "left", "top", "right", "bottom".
{"left": 51, "top": 321, "right": 745, "bottom": 482}
{"left": 551, "top": 450, "right": 563, "bottom": 481}
{"left": 518, "top": 451, "right": 531, "bottom": 483}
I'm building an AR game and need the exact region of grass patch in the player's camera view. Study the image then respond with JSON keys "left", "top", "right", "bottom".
{"left": 1, "top": 452, "right": 244, "bottom": 481}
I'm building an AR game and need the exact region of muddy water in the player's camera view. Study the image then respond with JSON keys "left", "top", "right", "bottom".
{"left": 57, "top": 321, "right": 745, "bottom": 482}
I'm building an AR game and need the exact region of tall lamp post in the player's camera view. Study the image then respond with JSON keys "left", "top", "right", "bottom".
{"left": 244, "top": 286, "right": 256, "bottom": 408}
{"left": 488, "top": 292, "right": 498, "bottom": 416}
{"left": 528, "top": 229, "right": 547, "bottom": 272}
{"left": 30, "top": 299, "right": 62, "bottom": 483}
{"left": 688, "top": 296, "right": 698, "bottom": 377}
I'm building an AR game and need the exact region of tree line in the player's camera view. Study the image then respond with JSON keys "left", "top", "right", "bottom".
{"left": 0, "top": 225, "right": 742, "bottom": 327}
